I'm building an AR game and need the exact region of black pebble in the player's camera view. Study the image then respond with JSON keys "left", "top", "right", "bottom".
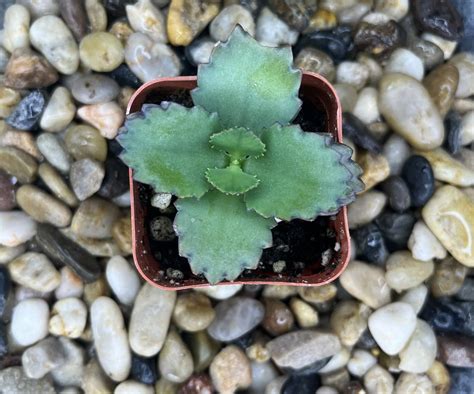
{"left": 0, "top": 322, "right": 7, "bottom": 357}
{"left": 296, "top": 25, "right": 355, "bottom": 63}
{"left": 6, "top": 90, "right": 46, "bottom": 131}
{"left": 353, "top": 223, "right": 389, "bottom": 266}
{"left": 356, "top": 329, "right": 377, "bottom": 350}
{"left": 98, "top": 155, "right": 130, "bottom": 199}
{"left": 420, "top": 298, "right": 474, "bottom": 337}
{"left": 449, "top": 367, "right": 474, "bottom": 394}
{"left": 0, "top": 266, "right": 10, "bottom": 318}
{"left": 281, "top": 373, "right": 321, "bottom": 394}
{"left": 131, "top": 354, "right": 158, "bottom": 385}
{"left": 381, "top": 176, "right": 411, "bottom": 212}
{"left": 107, "top": 64, "right": 141, "bottom": 89}
{"left": 375, "top": 211, "right": 416, "bottom": 251}
{"left": 35, "top": 224, "right": 101, "bottom": 283}
{"left": 451, "top": 0, "right": 474, "bottom": 52}
{"left": 402, "top": 155, "right": 435, "bottom": 207}
{"left": 444, "top": 111, "right": 463, "bottom": 155}
{"left": 102, "top": 0, "right": 135, "bottom": 17}
{"left": 342, "top": 113, "right": 382, "bottom": 154}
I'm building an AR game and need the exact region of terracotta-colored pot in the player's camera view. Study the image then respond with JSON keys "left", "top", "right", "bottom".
{"left": 127, "top": 71, "right": 350, "bottom": 290}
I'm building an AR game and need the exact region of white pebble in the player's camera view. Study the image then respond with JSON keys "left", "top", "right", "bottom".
{"left": 115, "top": 380, "right": 154, "bottom": 394}
{"left": 55, "top": 266, "right": 84, "bottom": 300}
{"left": 352, "top": 87, "right": 380, "bottom": 124}
{"left": 0, "top": 244, "right": 26, "bottom": 264}
{"left": 408, "top": 221, "right": 447, "bottom": 261}
{"left": 150, "top": 192, "right": 172, "bottom": 209}
{"left": 398, "top": 284, "right": 428, "bottom": 315}
{"left": 22, "top": 337, "right": 66, "bottom": 379}
{"left": 460, "top": 110, "right": 474, "bottom": 146}
{"left": 40, "top": 87, "right": 76, "bottom": 133}
{"left": 3, "top": 5, "right": 30, "bottom": 53}
{"left": 375, "top": 0, "right": 409, "bottom": 21}
{"left": 0, "top": 211, "right": 37, "bottom": 247}
{"left": 77, "top": 102, "right": 125, "bottom": 140}
{"left": 11, "top": 298, "right": 50, "bottom": 346}
{"left": 399, "top": 319, "right": 437, "bottom": 373}
{"left": 336, "top": 61, "right": 370, "bottom": 90}
{"left": 347, "top": 349, "right": 377, "bottom": 377}
{"left": 196, "top": 284, "right": 243, "bottom": 299}
{"left": 105, "top": 256, "right": 140, "bottom": 306}
{"left": 385, "top": 251, "right": 434, "bottom": 293}
{"left": 383, "top": 134, "right": 411, "bottom": 175}
{"left": 348, "top": 190, "right": 386, "bottom": 229}
{"left": 385, "top": 48, "right": 424, "bottom": 80}
{"left": 318, "top": 346, "right": 351, "bottom": 373}
{"left": 126, "top": 0, "right": 167, "bottom": 43}
{"left": 210, "top": 5, "right": 255, "bottom": 42}
{"left": 49, "top": 297, "right": 87, "bottom": 338}
{"left": 255, "top": 7, "right": 298, "bottom": 47}
{"left": 422, "top": 32, "right": 457, "bottom": 60}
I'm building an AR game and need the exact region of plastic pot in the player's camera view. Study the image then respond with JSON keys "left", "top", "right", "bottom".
{"left": 127, "top": 71, "right": 350, "bottom": 290}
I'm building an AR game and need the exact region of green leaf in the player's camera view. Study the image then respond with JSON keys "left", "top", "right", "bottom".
{"left": 191, "top": 26, "right": 302, "bottom": 134}
{"left": 118, "top": 103, "right": 226, "bottom": 198}
{"left": 174, "top": 191, "right": 276, "bottom": 284}
{"left": 210, "top": 127, "right": 265, "bottom": 160}
{"left": 206, "top": 166, "right": 259, "bottom": 195}
{"left": 244, "top": 124, "right": 364, "bottom": 221}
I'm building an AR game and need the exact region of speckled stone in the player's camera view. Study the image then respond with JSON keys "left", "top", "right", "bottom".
{"left": 172, "top": 292, "right": 216, "bottom": 332}
{"left": 0, "top": 367, "right": 55, "bottom": 394}
{"left": 0, "top": 171, "right": 15, "bottom": 211}
{"left": 70, "top": 74, "right": 120, "bottom": 105}
{"left": 210, "top": 346, "right": 252, "bottom": 393}
{"left": 70, "top": 159, "right": 105, "bottom": 201}
{"left": 6, "top": 90, "right": 46, "bottom": 131}
{"left": 330, "top": 300, "right": 371, "bottom": 347}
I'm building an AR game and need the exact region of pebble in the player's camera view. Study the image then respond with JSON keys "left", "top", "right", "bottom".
{"left": 249, "top": 361, "right": 278, "bottom": 393}
{"left": 185, "top": 37, "right": 216, "bottom": 65}
{"left": 79, "top": 32, "right": 124, "bottom": 72}
{"left": 11, "top": 298, "right": 49, "bottom": 346}
{"left": 86, "top": 0, "right": 108, "bottom": 32}
{"left": 16, "top": 184, "right": 72, "bottom": 228}
{"left": 449, "top": 366, "right": 474, "bottom": 393}
{"left": 353, "top": 223, "right": 389, "bottom": 265}
{"left": 297, "top": 284, "right": 337, "bottom": 306}
{"left": 115, "top": 381, "right": 154, "bottom": 394}
{"left": 0, "top": 266, "right": 11, "bottom": 317}
{"left": 0, "top": 367, "right": 55, "bottom": 394}
{"left": 0, "top": 87, "right": 21, "bottom": 119}
{"left": 62, "top": 227, "right": 124, "bottom": 257}
{"left": 408, "top": 37, "right": 445, "bottom": 71}
{"left": 342, "top": 112, "right": 382, "bottom": 154}
{"left": 348, "top": 191, "right": 386, "bottom": 229}
{"left": 105, "top": 255, "right": 139, "bottom": 306}
{"left": 255, "top": 7, "right": 298, "bottom": 47}
{"left": 8, "top": 252, "right": 60, "bottom": 292}
{"left": 422, "top": 185, "right": 474, "bottom": 267}
{"left": 3, "top": 5, "right": 30, "bottom": 53}
{"left": 385, "top": 251, "right": 434, "bottom": 293}
{"left": 37, "top": 133, "right": 71, "bottom": 174}
{"left": 71, "top": 74, "right": 120, "bottom": 105}
{"left": 6, "top": 90, "right": 46, "bottom": 131}
{"left": 49, "top": 337, "right": 85, "bottom": 386}
{"left": 422, "top": 32, "right": 457, "bottom": 60}
{"left": 374, "top": 0, "right": 409, "bottom": 20}
{"left": 460, "top": 110, "right": 474, "bottom": 146}
{"left": 352, "top": 87, "right": 380, "bottom": 125}
{"left": 55, "top": 266, "right": 84, "bottom": 300}
{"left": 358, "top": 151, "right": 390, "bottom": 190}
{"left": 98, "top": 155, "right": 129, "bottom": 198}
{"left": 268, "top": 0, "right": 315, "bottom": 32}
{"left": 422, "top": 298, "right": 474, "bottom": 337}
{"left": 336, "top": 61, "right": 369, "bottom": 90}
{"left": 394, "top": 373, "right": 434, "bottom": 394}
{"left": 107, "top": 63, "right": 141, "bottom": 89}
{"left": 0, "top": 47, "right": 9, "bottom": 73}
{"left": 0, "top": 211, "right": 36, "bottom": 247}
{"left": 364, "top": 366, "right": 394, "bottom": 394}
{"left": 209, "top": 345, "right": 252, "bottom": 393}
{"left": 0, "top": 126, "right": 42, "bottom": 160}
{"left": 402, "top": 155, "right": 435, "bottom": 207}
{"left": 450, "top": 53, "right": 474, "bottom": 99}
{"left": 207, "top": 297, "right": 264, "bottom": 342}
{"left": 412, "top": 0, "right": 463, "bottom": 40}
{"left": 151, "top": 193, "right": 172, "bottom": 210}
{"left": 0, "top": 171, "right": 15, "bottom": 211}
{"left": 427, "top": 361, "right": 450, "bottom": 394}
{"left": 423, "top": 63, "right": 459, "bottom": 117}
{"left": 289, "top": 297, "right": 319, "bottom": 328}
{"left": 111, "top": 216, "right": 132, "bottom": 254}
{"left": 64, "top": 124, "right": 108, "bottom": 162}
{"left": 91, "top": 296, "right": 131, "bottom": 382}
{"left": 262, "top": 298, "right": 294, "bottom": 336}
{"left": 266, "top": 330, "right": 340, "bottom": 371}
{"left": 209, "top": 5, "right": 255, "bottom": 41}
{"left": 70, "top": 159, "right": 105, "bottom": 201}
{"left": 383, "top": 134, "right": 411, "bottom": 175}
{"left": 354, "top": 20, "right": 405, "bottom": 59}
{"left": 334, "top": 83, "right": 357, "bottom": 112}
{"left": 172, "top": 292, "right": 215, "bottom": 332}
{"left": 82, "top": 359, "right": 115, "bottom": 394}
{"left": 129, "top": 283, "right": 176, "bottom": 357}
{"left": 71, "top": 197, "right": 120, "bottom": 239}
{"left": 77, "top": 101, "right": 125, "bottom": 139}
{"left": 399, "top": 319, "right": 437, "bottom": 373}
{"left": 126, "top": 0, "right": 167, "bottom": 43}
{"left": 131, "top": 355, "right": 158, "bottom": 385}
{"left": 382, "top": 176, "right": 411, "bottom": 212}
{"left": 437, "top": 335, "right": 474, "bottom": 368}
{"left": 340, "top": 260, "right": 391, "bottom": 308}
{"left": 186, "top": 330, "right": 220, "bottom": 373}
{"left": 294, "top": 47, "right": 335, "bottom": 81}
{"left": 368, "top": 302, "right": 417, "bottom": 355}
{"left": 408, "top": 220, "right": 447, "bottom": 261}
{"left": 58, "top": 0, "right": 88, "bottom": 42}
{"left": 49, "top": 297, "right": 87, "bottom": 338}
{"left": 5, "top": 48, "right": 58, "bottom": 90}
{"left": 281, "top": 374, "right": 320, "bottom": 394}
{"left": 457, "top": 278, "right": 474, "bottom": 301}
{"left": 83, "top": 276, "right": 109, "bottom": 306}
{"left": 347, "top": 349, "right": 377, "bottom": 377}
{"left": 21, "top": 337, "right": 65, "bottom": 379}
{"left": 385, "top": 48, "right": 424, "bottom": 80}
{"left": 38, "top": 163, "right": 79, "bottom": 207}
{"left": 29, "top": 15, "right": 79, "bottom": 75}
{"left": 39, "top": 87, "right": 75, "bottom": 132}
{"left": 17, "top": 0, "right": 59, "bottom": 18}
{"left": 158, "top": 329, "right": 194, "bottom": 383}
{"left": 379, "top": 73, "right": 444, "bottom": 150}
{"left": 330, "top": 300, "right": 371, "bottom": 347}
{"left": 35, "top": 223, "right": 101, "bottom": 283}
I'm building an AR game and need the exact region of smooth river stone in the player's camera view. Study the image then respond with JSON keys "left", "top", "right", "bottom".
{"left": 256, "top": 7, "right": 299, "bottom": 47}
{"left": 158, "top": 330, "right": 194, "bottom": 383}
{"left": 339, "top": 260, "right": 392, "bottom": 309}
{"left": 58, "top": 0, "right": 88, "bottom": 41}
{"left": 64, "top": 124, "right": 108, "bottom": 162}
{"left": 408, "top": 220, "right": 447, "bottom": 261}
{"left": 330, "top": 300, "right": 371, "bottom": 347}
{"left": 207, "top": 297, "right": 264, "bottom": 342}
{"left": 357, "top": 151, "right": 390, "bottom": 190}
{"left": 368, "top": 302, "right": 417, "bottom": 355}
{"left": 85, "top": 0, "right": 108, "bottom": 32}
{"left": 79, "top": 32, "right": 124, "bottom": 72}
{"left": 11, "top": 298, "right": 49, "bottom": 346}
{"left": 91, "top": 296, "right": 131, "bottom": 382}
{"left": 385, "top": 251, "right": 434, "bottom": 293}
{"left": 129, "top": 283, "right": 176, "bottom": 357}
{"left": 125, "top": 32, "right": 182, "bottom": 83}
{"left": 115, "top": 381, "right": 154, "bottom": 394}
{"left": 71, "top": 197, "right": 120, "bottom": 239}
{"left": 450, "top": 52, "right": 474, "bottom": 99}
{"left": 423, "top": 63, "right": 459, "bottom": 117}
{"left": 38, "top": 163, "right": 78, "bottom": 207}
{"left": 17, "top": 0, "right": 60, "bottom": 18}
{"left": 3, "top": 5, "right": 30, "bottom": 53}
{"left": 385, "top": 48, "right": 424, "bottom": 80}
{"left": 172, "top": 292, "right": 216, "bottom": 332}
{"left": 70, "top": 159, "right": 105, "bottom": 201}
{"left": 9, "top": 252, "right": 60, "bottom": 292}
{"left": 0, "top": 367, "right": 55, "bottom": 394}
{"left": 210, "top": 5, "right": 255, "bottom": 41}
{"left": 126, "top": 0, "right": 167, "bottom": 43}
{"left": 416, "top": 148, "right": 474, "bottom": 187}
{"left": 29, "top": 15, "right": 80, "bottom": 75}
{"left": 105, "top": 255, "right": 140, "bottom": 306}
{"left": 40, "top": 87, "right": 76, "bottom": 132}
{"left": 49, "top": 297, "right": 87, "bottom": 338}
{"left": 379, "top": 73, "right": 444, "bottom": 150}
{"left": 77, "top": 101, "right": 125, "bottom": 139}
{"left": 36, "top": 133, "right": 71, "bottom": 174}
{"left": 348, "top": 190, "right": 387, "bottom": 229}
{"left": 0, "top": 211, "right": 36, "bottom": 247}
{"left": 210, "top": 345, "right": 252, "bottom": 393}
{"left": 16, "top": 185, "right": 72, "bottom": 228}
{"left": 422, "top": 185, "right": 474, "bottom": 267}
{"left": 21, "top": 337, "right": 66, "bottom": 379}
{"left": 71, "top": 74, "right": 120, "bottom": 105}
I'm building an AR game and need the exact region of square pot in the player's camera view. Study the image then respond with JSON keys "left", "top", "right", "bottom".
{"left": 126, "top": 71, "right": 350, "bottom": 289}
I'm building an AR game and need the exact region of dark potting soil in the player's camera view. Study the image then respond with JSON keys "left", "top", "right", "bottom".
{"left": 136, "top": 88, "right": 339, "bottom": 283}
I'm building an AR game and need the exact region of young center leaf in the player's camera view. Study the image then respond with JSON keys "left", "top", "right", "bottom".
{"left": 118, "top": 103, "right": 226, "bottom": 198}
{"left": 174, "top": 191, "right": 276, "bottom": 284}
{"left": 244, "top": 124, "right": 364, "bottom": 221}
{"left": 191, "top": 26, "right": 302, "bottom": 134}
{"left": 210, "top": 127, "right": 265, "bottom": 160}
{"left": 206, "top": 166, "right": 259, "bottom": 195}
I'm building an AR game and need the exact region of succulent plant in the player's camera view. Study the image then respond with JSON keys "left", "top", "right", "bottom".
{"left": 118, "top": 27, "right": 364, "bottom": 284}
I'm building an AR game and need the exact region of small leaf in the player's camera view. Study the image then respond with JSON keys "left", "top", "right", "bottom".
{"left": 206, "top": 166, "right": 259, "bottom": 195}
{"left": 174, "top": 191, "right": 276, "bottom": 284}
{"left": 191, "top": 26, "right": 302, "bottom": 134}
{"left": 244, "top": 124, "right": 364, "bottom": 221}
{"left": 118, "top": 103, "right": 226, "bottom": 198}
{"left": 210, "top": 127, "right": 265, "bottom": 159}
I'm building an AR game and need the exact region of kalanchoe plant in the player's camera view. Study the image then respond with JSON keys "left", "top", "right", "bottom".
{"left": 118, "top": 27, "right": 364, "bottom": 284}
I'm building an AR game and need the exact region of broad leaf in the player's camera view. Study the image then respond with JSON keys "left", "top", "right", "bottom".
{"left": 191, "top": 26, "right": 302, "bottom": 134}
{"left": 244, "top": 125, "right": 364, "bottom": 221}
{"left": 118, "top": 103, "right": 226, "bottom": 198}
{"left": 206, "top": 166, "right": 259, "bottom": 195}
{"left": 174, "top": 191, "right": 276, "bottom": 284}
{"left": 210, "top": 127, "right": 265, "bottom": 159}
